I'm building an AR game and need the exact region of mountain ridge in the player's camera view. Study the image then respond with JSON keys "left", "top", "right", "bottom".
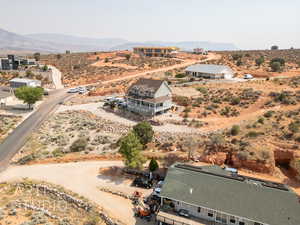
{"left": 0, "top": 28, "right": 239, "bottom": 54}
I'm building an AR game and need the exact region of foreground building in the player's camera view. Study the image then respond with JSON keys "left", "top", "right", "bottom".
{"left": 185, "top": 64, "right": 234, "bottom": 79}
{"left": 133, "top": 47, "right": 179, "bottom": 57}
{"left": 126, "top": 78, "right": 172, "bottom": 116}
{"left": 9, "top": 78, "right": 41, "bottom": 88}
{"left": 157, "top": 164, "right": 300, "bottom": 225}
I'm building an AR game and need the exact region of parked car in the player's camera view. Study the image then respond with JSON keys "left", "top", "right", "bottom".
{"left": 104, "top": 96, "right": 115, "bottom": 102}
{"left": 67, "top": 88, "right": 78, "bottom": 93}
{"left": 178, "top": 209, "right": 190, "bottom": 218}
{"left": 132, "top": 177, "right": 153, "bottom": 189}
{"left": 244, "top": 74, "right": 253, "bottom": 79}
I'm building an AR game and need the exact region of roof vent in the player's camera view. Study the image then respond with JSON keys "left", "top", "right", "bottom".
{"left": 190, "top": 188, "right": 193, "bottom": 194}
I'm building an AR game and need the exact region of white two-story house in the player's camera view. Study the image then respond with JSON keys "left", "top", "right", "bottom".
{"left": 126, "top": 78, "right": 172, "bottom": 116}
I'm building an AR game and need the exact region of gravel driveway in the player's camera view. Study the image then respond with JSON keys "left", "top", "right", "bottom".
{"left": 56, "top": 102, "right": 200, "bottom": 133}
{"left": 0, "top": 161, "right": 153, "bottom": 225}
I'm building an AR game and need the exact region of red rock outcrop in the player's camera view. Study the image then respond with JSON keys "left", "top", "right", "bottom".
{"left": 200, "top": 152, "right": 227, "bottom": 165}
{"left": 231, "top": 154, "right": 275, "bottom": 174}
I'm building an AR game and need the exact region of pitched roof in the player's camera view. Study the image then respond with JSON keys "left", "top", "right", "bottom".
{"left": 185, "top": 64, "right": 233, "bottom": 74}
{"left": 9, "top": 78, "right": 40, "bottom": 83}
{"left": 160, "top": 164, "right": 300, "bottom": 225}
{"left": 128, "top": 78, "right": 165, "bottom": 94}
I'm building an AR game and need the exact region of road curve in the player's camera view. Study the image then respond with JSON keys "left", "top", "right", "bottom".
{"left": 0, "top": 90, "right": 71, "bottom": 171}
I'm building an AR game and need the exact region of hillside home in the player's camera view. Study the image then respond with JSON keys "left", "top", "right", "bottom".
{"left": 185, "top": 64, "right": 234, "bottom": 79}
{"left": 0, "top": 55, "right": 36, "bottom": 70}
{"left": 157, "top": 164, "right": 300, "bottom": 225}
{"left": 126, "top": 78, "right": 172, "bottom": 116}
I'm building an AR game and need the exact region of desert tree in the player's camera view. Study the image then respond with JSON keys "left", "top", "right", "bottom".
{"left": 149, "top": 158, "right": 159, "bottom": 172}
{"left": 271, "top": 45, "right": 279, "bottom": 50}
{"left": 15, "top": 86, "right": 44, "bottom": 109}
{"left": 270, "top": 61, "right": 281, "bottom": 72}
{"left": 183, "top": 136, "right": 199, "bottom": 160}
{"left": 118, "top": 132, "right": 146, "bottom": 169}
{"left": 33, "top": 52, "right": 41, "bottom": 61}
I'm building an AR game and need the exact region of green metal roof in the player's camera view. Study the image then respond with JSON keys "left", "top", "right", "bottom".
{"left": 160, "top": 164, "right": 300, "bottom": 225}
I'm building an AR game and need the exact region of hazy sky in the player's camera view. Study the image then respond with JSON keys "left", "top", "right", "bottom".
{"left": 1, "top": 0, "right": 299, "bottom": 49}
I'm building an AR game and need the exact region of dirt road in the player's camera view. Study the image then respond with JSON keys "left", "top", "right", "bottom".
{"left": 85, "top": 53, "right": 221, "bottom": 86}
{"left": 48, "top": 65, "right": 64, "bottom": 89}
{"left": 0, "top": 161, "right": 152, "bottom": 225}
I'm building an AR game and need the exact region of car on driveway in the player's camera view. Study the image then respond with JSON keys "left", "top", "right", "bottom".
{"left": 178, "top": 209, "right": 190, "bottom": 218}
{"left": 132, "top": 177, "right": 153, "bottom": 189}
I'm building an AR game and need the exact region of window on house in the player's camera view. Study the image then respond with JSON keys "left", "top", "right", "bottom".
{"left": 197, "top": 207, "right": 201, "bottom": 213}
{"left": 254, "top": 223, "right": 262, "bottom": 225}
{"left": 229, "top": 216, "right": 236, "bottom": 224}
{"left": 208, "top": 213, "right": 213, "bottom": 217}
{"left": 239, "top": 222, "right": 245, "bottom": 225}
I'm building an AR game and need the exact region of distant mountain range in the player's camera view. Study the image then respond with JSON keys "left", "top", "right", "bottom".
{"left": 0, "top": 28, "right": 238, "bottom": 54}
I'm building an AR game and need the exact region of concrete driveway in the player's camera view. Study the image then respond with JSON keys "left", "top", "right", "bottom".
{"left": 0, "top": 161, "right": 153, "bottom": 225}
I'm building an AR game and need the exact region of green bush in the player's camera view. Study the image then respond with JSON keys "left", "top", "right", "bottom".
{"left": 288, "top": 121, "right": 300, "bottom": 133}
{"left": 197, "top": 87, "right": 208, "bottom": 94}
{"left": 84, "top": 215, "right": 100, "bottom": 225}
{"left": 270, "top": 58, "right": 285, "bottom": 66}
{"left": 133, "top": 121, "right": 154, "bottom": 146}
{"left": 52, "top": 148, "right": 64, "bottom": 157}
{"left": 232, "top": 54, "right": 243, "bottom": 60}
{"left": 264, "top": 111, "right": 274, "bottom": 118}
{"left": 257, "top": 117, "right": 264, "bottom": 124}
{"left": 236, "top": 59, "right": 243, "bottom": 66}
{"left": 18, "top": 153, "right": 37, "bottom": 165}
{"left": 270, "top": 62, "right": 281, "bottom": 72}
{"left": 230, "top": 97, "right": 241, "bottom": 105}
{"left": 255, "top": 57, "right": 265, "bottom": 66}
{"left": 246, "top": 131, "right": 261, "bottom": 138}
{"left": 175, "top": 73, "right": 186, "bottom": 78}
{"left": 70, "top": 138, "right": 88, "bottom": 152}
{"left": 230, "top": 125, "right": 240, "bottom": 136}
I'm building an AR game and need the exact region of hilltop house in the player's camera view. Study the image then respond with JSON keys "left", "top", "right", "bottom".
{"left": 157, "top": 164, "right": 300, "bottom": 225}
{"left": 126, "top": 78, "right": 172, "bottom": 116}
{"left": 185, "top": 64, "right": 234, "bottom": 79}
{"left": 133, "top": 47, "right": 179, "bottom": 57}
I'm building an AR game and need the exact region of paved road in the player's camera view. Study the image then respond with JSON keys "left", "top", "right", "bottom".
{"left": 0, "top": 89, "right": 71, "bottom": 171}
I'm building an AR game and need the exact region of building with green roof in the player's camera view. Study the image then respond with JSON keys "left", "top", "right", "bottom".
{"left": 157, "top": 164, "right": 300, "bottom": 225}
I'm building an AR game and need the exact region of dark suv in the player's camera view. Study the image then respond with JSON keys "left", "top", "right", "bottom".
{"left": 132, "top": 177, "right": 153, "bottom": 189}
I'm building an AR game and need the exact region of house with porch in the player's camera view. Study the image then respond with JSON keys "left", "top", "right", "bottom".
{"left": 157, "top": 164, "right": 300, "bottom": 225}
{"left": 126, "top": 78, "right": 172, "bottom": 116}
